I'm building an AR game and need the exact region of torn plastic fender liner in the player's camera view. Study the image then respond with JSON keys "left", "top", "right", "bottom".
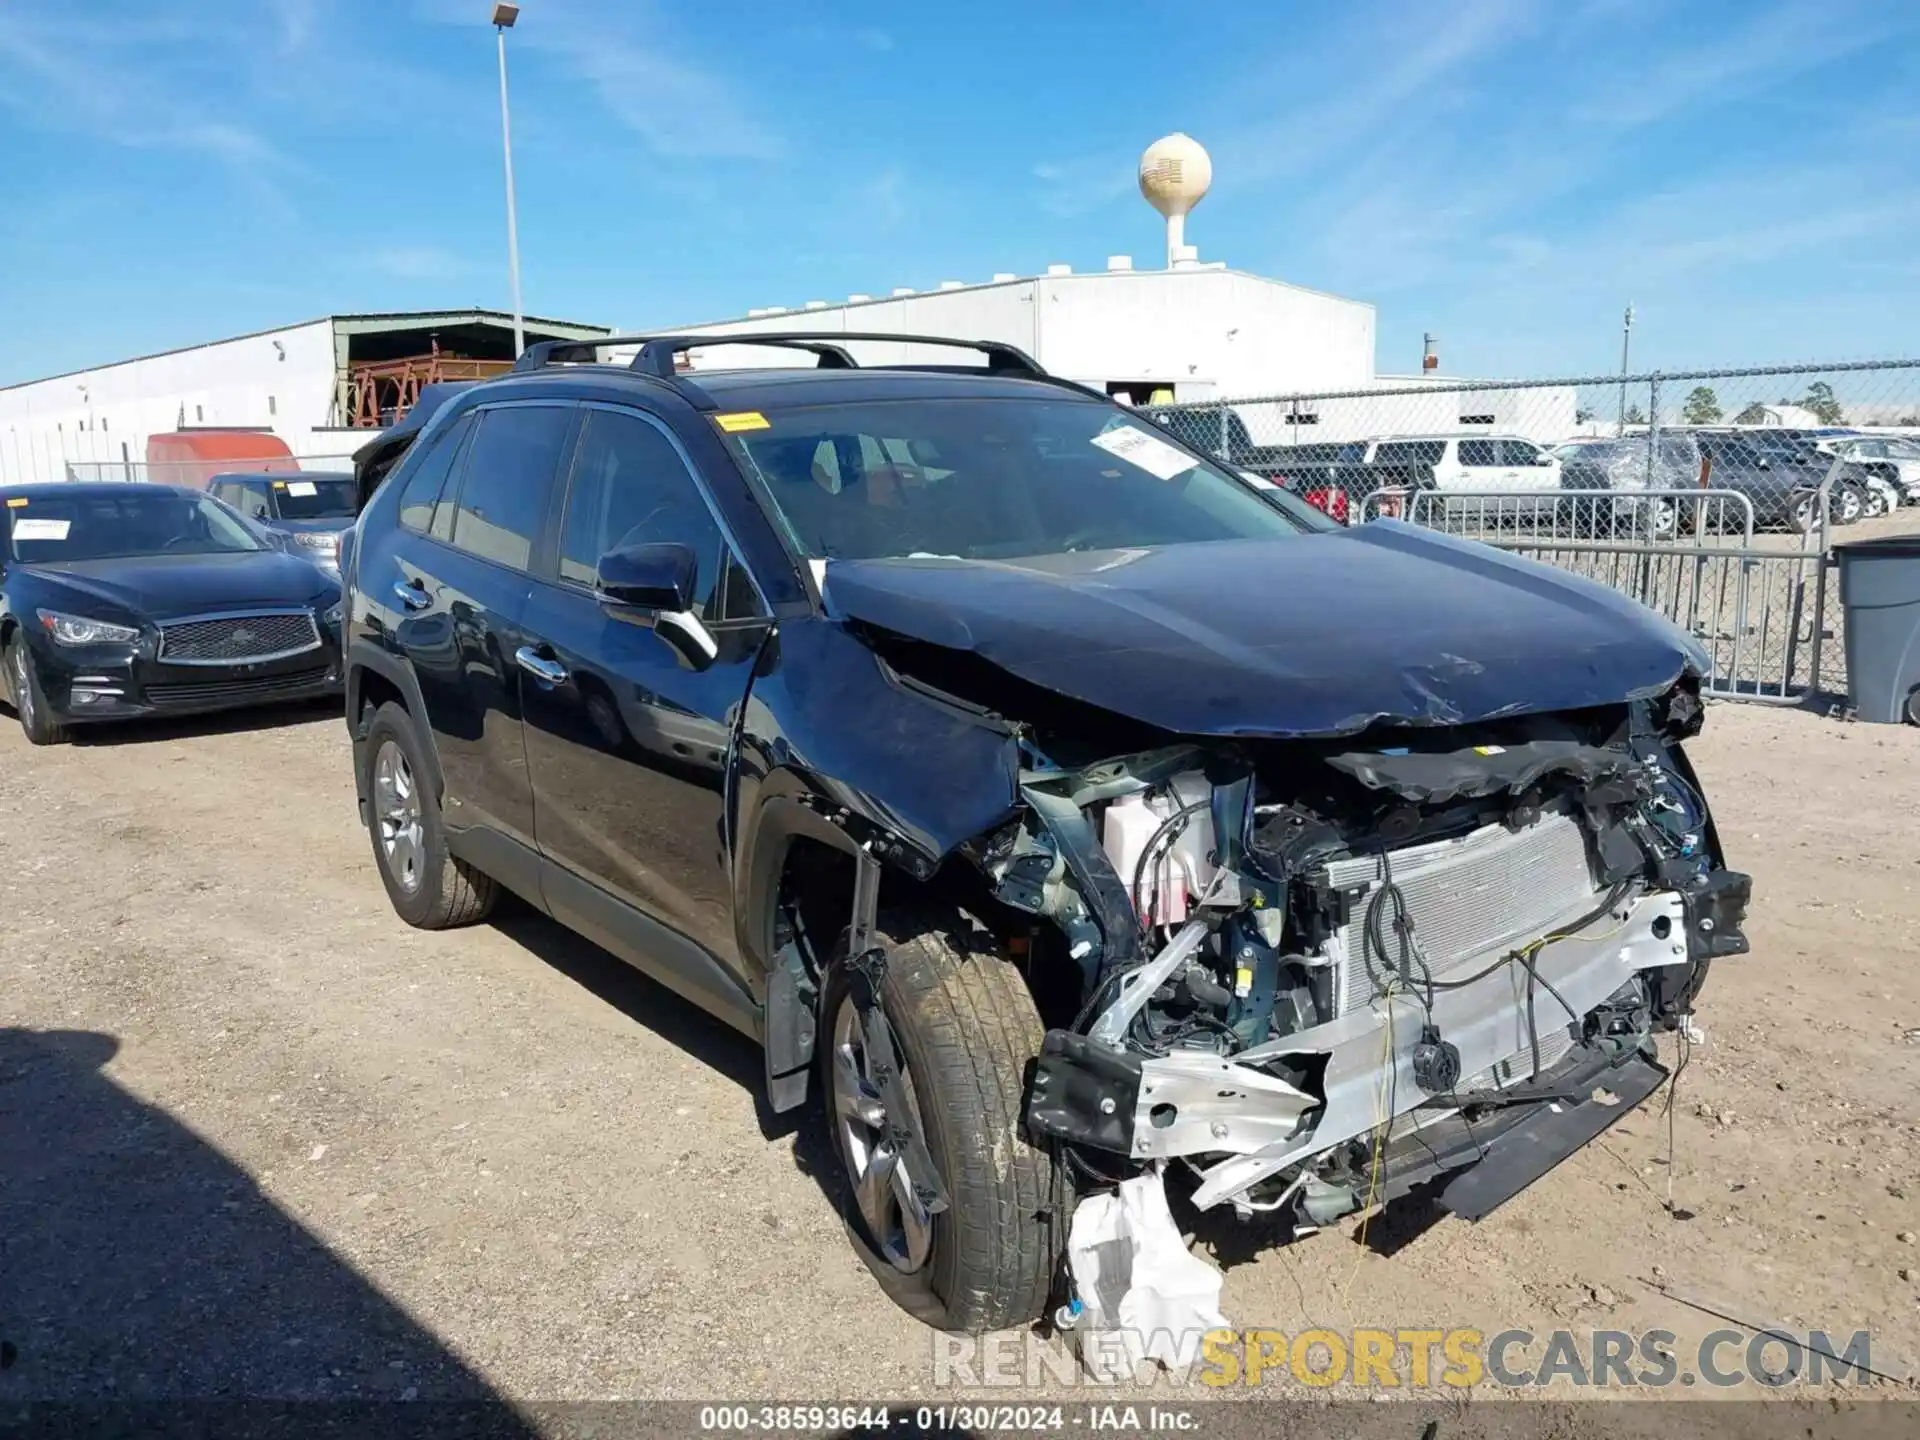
{"left": 820, "top": 526, "right": 1706, "bottom": 738}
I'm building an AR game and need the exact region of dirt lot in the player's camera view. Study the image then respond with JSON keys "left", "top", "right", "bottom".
{"left": 1, "top": 698, "right": 1917, "bottom": 1406}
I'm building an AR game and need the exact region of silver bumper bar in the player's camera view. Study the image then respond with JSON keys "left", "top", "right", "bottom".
{"left": 1120, "top": 890, "right": 1685, "bottom": 1210}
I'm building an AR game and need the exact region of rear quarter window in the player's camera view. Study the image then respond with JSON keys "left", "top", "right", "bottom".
{"left": 1374, "top": 441, "right": 1446, "bottom": 468}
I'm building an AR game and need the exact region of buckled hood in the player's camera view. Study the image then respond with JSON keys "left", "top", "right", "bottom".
{"left": 821, "top": 524, "right": 1706, "bottom": 738}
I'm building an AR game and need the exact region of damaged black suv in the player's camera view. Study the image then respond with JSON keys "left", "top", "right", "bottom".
{"left": 341, "top": 333, "right": 1750, "bottom": 1333}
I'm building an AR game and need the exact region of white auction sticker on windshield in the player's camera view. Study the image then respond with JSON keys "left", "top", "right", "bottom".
{"left": 12, "top": 518, "right": 71, "bottom": 540}
{"left": 285, "top": 480, "right": 318, "bottom": 497}
{"left": 1090, "top": 424, "right": 1199, "bottom": 480}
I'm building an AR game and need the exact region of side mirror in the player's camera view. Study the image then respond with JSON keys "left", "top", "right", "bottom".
{"left": 596, "top": 541, "right": 697, "bottom": 611}
{"left": 1536, "top": 453, "right": 1554, "bottom": 465}
{"left": 595, "top": 541, "right": 718, "bottom": 668}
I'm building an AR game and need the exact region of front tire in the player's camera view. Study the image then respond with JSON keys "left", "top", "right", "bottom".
{"left": 820, "top": 911, "right": 1056, "bottom": 1333}
{"left": 6, "top": 637, "right": 68, "bottom": 746}
{"left": 360, "top": 700, "right": 497, "bottom": 928}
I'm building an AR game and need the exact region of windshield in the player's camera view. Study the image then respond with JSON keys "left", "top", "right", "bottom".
{"left": 721, "top": 398, "right": 1323, "bottom": 561}
{"left": 272, "top": 477, "right": 356, "bottom": 520}
{"left": 6, "top": 490, "right": 263, "bottom": 563}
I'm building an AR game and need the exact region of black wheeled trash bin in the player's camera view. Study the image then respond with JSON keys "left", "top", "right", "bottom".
{"left": 1834, "top": 534, "right": 1920, "bottom": 725}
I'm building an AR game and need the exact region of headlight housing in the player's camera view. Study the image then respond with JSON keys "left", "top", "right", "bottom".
{"left": 38, "top": 610, "right": 140, "bottom": 647}
{"left": 294, "top": 532, "right": 341, "bottom": 551}
{"left": 322, "top": 600, "right": 344, "bottom": 627}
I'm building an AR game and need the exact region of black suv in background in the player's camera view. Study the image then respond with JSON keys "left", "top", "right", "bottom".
{"left": 341, "top": 333, "right": 1744, "bottom": 1333}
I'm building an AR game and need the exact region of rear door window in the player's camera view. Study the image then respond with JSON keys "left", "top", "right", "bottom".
{"left": 448, "top": 405, "right": 574, "bottom": 570}
{"left": 1458, "top": 439, "right": 1501, "bottom": 468}
{"left": 396, "top": 412, "right": 475, "bottom": 534}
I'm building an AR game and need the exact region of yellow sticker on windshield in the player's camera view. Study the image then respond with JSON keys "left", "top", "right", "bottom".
{"left": 714, "top": 411, "right": 770, "bottom": 433}
{"left": 5, "top": 497, "right": 27, "bottom": 508}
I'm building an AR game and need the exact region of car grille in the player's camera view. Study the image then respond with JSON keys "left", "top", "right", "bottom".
{"left": 145, "top": 666, "right": 335, "bottom": 711}
{"left": 1325, "top": 809, "right": 1604, "bottom": 1018}
{"left": 157, "top": 611, "right": 320, "bottom": 665}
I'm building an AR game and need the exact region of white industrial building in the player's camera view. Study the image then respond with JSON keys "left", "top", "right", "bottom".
{"left": 0, "top": 133, "right": 1580, "bottom": 484}
{"left": 0, "top": 309, "right": 609, "bottom": 485}
{"left": 663, "top": 261, "right": 1377, "bottom": 413}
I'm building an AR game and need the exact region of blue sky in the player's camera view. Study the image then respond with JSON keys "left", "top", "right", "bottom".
{"left": 2, "top": 0, "right": 1916, "bottom": 387}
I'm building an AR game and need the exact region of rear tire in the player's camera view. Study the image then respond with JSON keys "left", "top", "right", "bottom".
{"left": 819, "top": 910, "right": 1056, "bottom": 1334}
{"left": 6, "top": 637, "right": 68, "bottom": 746}
{"left": 1905, "top": 687, "right": 1920, "bottom": 728}
{"left": 360, "top": 700, "right": 497, "bottom": 928}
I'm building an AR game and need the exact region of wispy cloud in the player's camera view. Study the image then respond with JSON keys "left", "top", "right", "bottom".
{"left": 271, "top": 0, "right": 318, "bottom": 57}
{"left": 853, "top": 27, "right": 895, "bottom": 53}
{"left": 0, "top": 11, "right": 287, "bottom": 174}
{"left": 1571, "top": 0, "right": 1892, "bottom": 126}
{"left": 362, "top": 246, "right": 474, "bottom": 282}
{"left": 418, "top": 0, "right": 781, "bottom": 161}
{"left": 1032, "top": 156, "right": 1137, "bottom": 219}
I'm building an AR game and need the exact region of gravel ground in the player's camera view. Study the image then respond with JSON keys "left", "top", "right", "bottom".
{"left": 1, "top": 697, "right": 1916, "bottom": 1408}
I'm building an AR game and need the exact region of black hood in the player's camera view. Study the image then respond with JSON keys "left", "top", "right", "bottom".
{"left": 21, "top": 550, "right": 337, "bottom": 621}
{"left": 821, "top": 524, "right": 1707, "bottom": 738}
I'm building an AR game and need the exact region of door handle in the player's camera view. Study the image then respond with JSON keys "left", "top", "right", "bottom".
{"left": 514, "top": 646, "right": 569, "bottom": 686}
{"left": 392, "top": 579, "right": 431, "bottom": 611}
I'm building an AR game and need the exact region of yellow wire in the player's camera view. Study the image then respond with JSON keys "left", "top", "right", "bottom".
{"left": 1341, "top": 982, "right": 1400, "bottom": 1313}
{"left": 1337, "top": 897, "right": 1636, "bottom": 1310}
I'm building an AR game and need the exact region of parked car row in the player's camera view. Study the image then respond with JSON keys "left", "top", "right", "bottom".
{"left": 1552, "top": 430, "right": 1876, "bottom": 535}
{"left": 1146, "top": 404, "right": 1905, "bottom": 535}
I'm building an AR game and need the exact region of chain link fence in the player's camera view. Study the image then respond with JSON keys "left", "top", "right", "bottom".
{"left": 62, "top": 454, "right": 359, "bottom": 487}
{"left": 1147, "top": 360, "right": 1920, "bottom": 704}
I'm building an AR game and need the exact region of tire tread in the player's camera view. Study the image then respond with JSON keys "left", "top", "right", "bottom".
{"left": 864, "top": 910, "right": 1055, "bottom": 1333}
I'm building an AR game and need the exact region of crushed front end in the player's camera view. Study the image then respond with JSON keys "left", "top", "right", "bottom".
{"left": 989, "top": 684, "right": 1750, "bottom": 1230}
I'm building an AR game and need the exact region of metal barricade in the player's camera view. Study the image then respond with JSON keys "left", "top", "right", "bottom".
{"left": 1358, "top": 487, "right": 1837, "bottom": 702}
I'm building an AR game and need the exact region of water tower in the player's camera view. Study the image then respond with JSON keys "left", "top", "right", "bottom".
{"left": 1138, "top": 133, "right": 1213, "bottom": 269}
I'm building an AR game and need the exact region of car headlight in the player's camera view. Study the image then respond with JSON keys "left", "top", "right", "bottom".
{"left": 322, "top": 600, "right": 345, "bottom": 627}
{"left": 295, "top": 532, "right": 341, "bottom": 551}
{"left": 37, "top": 610, "right": 140, "bottom": 646}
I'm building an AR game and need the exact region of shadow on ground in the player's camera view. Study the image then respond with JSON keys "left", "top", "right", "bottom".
{"left": 0, "top": 1026, "right": 530, "bottom": 1426}
{"left": 63, "top": 696, "right": 344, "bottom": 746}
{"left": 487, "top": 906, "right": 839, "bottom": 1165}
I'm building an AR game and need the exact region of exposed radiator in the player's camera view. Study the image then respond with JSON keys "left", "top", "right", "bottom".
{"left": 1325, "top": 809, "right": 1604, "bottom": 1018}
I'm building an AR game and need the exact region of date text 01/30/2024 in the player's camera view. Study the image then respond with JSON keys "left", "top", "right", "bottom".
{"left": 696, "top": 1404, "right": 1200, "bottom": 1432}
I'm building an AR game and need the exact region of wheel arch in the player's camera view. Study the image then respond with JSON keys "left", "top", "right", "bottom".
{"left": 346, "top": 638, "right": 444, "bottom": 804}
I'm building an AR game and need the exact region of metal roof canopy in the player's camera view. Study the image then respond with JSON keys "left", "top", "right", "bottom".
{"left": 0, "top": 310, "right": 613, "bottom": 394}
{"left": 334, "top": 310, "right": 611, "bottom": 368}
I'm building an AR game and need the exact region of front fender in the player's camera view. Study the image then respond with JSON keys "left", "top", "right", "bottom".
{"left": 730, "top": 617, "right": 1020, "bottom": 988}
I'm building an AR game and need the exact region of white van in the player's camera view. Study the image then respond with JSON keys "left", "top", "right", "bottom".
{"left": 1362, "top": 434, "right": 1562, "bottom": 510}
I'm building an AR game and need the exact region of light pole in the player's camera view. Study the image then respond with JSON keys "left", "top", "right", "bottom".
{"left": 1617, "top": 301, "right": 1635, "bottom": 433}
{"left": 492, "top": 2, "right": 525, "bottom": 358}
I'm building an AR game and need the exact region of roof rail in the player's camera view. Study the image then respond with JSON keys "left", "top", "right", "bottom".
{"left": 510, "top": 330, "right": 1048, "bottom": 380}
